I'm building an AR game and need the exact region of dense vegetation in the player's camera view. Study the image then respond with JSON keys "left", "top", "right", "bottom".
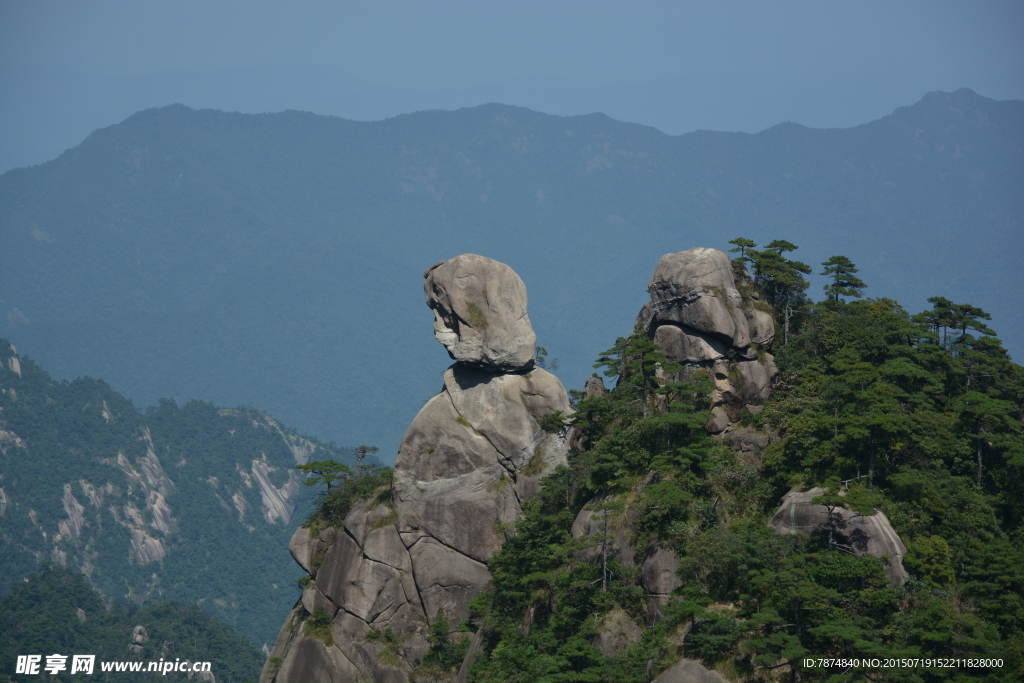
{"left": 0, "top": 564, "right": 263, "bottom": 682}
{"left": 0, "top": 342, "right": 358, "bottom": 647}
{"left": 448, "top": 241, "right": 1024, "bottom": 682}
{"left": 3, "top": 89, "right": 1020, "bottom": 456}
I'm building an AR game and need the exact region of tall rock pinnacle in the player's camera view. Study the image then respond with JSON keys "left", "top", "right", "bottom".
{"left": 636, "top": 247, "right": 778, "bottom": 432}
{"left": 262, "top": 255, "right": 570, "bottom": 683}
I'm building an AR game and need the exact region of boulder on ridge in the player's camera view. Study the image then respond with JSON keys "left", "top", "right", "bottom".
{"left": 637, "top": 247, "right": 779, "bottom": 433}
{"left": 424, "top": 254, "right": 536, "bottom": 371}
{"left": 647, "top": 247, "right": 750, "bottom": 348}
{"left": 769, "top": 487, "right": 909, "bottom": 586}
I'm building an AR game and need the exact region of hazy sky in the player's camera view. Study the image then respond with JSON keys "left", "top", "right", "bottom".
{"left": 1, "top": 0, "right": 1022, "bottom": 172}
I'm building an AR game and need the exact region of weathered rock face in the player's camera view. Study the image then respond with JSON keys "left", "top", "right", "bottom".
{"left": 263, "top": 256, "right": 570, "bottom": 683}
{"left": 647, "top": 247, "right": 752, "bottom": 349}
{"left": 569, "top": 488, "right": 685, "bottom": 625}
{"left": 768, "top": 487, "right": 909, "bottom": 586}
{"left": 651, "top": 658, "right": 731, "bottom": 683}
{"left": 594, "top": 607, "right": 644, "bottom": 656}
{"left": 638, "top": 247, "right": 778, "bottom": 434}
{"left": 424, "top": 254, "right": 537, "bottom": 371}
{"left": 642, "top": 545, "right": 683, "bottom": 622}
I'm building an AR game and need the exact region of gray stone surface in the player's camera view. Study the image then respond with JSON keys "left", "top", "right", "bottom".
{"left": 594, "top": 607, "right": 644, "bottom": 655}
{"left": 652, "top": 658, "right": 731, "bottom": 683}
{"left": 730, "top": 356, "right": 777, "bottom": 404}
{"left": 769, "top": 487, "right": 909, "bottom": 586}
{"left": 642, "top": 545, "right": 682, "bottom": 623}
{"left": 637, "top": 247, "right": 779, "bottom": 435}
{"left": 394, "top": 364, "right": 570, "bottom": 563}
{"left": 409, "top": 535, "right": 493, "bottom": 628}
{"left": 301, "top": 584, "right": 338, "bottom": 618}
{"left": 454, "top": 629, "right": 486, "bottom": 683}
{"left": 274, "top": 637, "right": 343, "bottom": 683}
{"left": 288, "top": 526, "right": 320, "bottom": 574}
{"left": 266, "top": 256, "right": 573, "bottom": 683}
{"left": 744, "top": 306, "right": 776, "bottom": 347}
{"left": 654, "top": 323, "right": 727, "bottom": 363}
{"left": 259, "top": 607, "right": 302, "bottom": 683}
{"left": 424, "top": 254, "right": 536, "bottom": 371}
{"left": 648, "top": 248, "right": 750, "bottom": 348}
{"left": 570, "top": 492, "right": 635, "bottom": 567}
{"left": 706, "top": 406, "right": 731, "bottom": 434}
{"left": 583, "top": 375, "right": 606, "bottom": 398}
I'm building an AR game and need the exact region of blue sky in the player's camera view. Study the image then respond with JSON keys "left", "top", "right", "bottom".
{"left": 1, "top": 0, "right": 1022, "bottom": 172}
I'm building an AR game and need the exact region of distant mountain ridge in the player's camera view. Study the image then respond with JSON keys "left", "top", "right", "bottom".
{"left": 1, "top": 88, "right": 1020, "bottom": 455}
{"left": 0, "top": 339, "right": 358, "bottom": 648}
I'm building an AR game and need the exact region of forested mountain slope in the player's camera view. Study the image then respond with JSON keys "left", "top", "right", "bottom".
{"left": 261, "top": 244, "right": 1024, "bottom": 682}
{"left": 459, "top": 255, "right": 1024, "bottom": 681}
{"left": 0, "top": 565, "right": 264, "bottom": 682}
{"left": 0, "top": 341, "right": 358, "bottom": 648}
{"left": 1, "top": 88, "right": 1020, "bottom": 457}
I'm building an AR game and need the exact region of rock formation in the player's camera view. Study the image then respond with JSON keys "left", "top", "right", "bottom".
{"left": 565, "top": 248, "right": 779, "bottom": 628}
{"left": 636, "top": 247, "right": 778, "bottom": 433}
{"left": 768, "top": 487, "right": 909, "bottom": 586}
{"left": 262, "top": 255, "right": 571, "bottom": 683}
{"left": 651, "top": 658, "right": 731, "bottom": 683}
{"left": 424, "top": 254, "right": 536, "bottom": 371}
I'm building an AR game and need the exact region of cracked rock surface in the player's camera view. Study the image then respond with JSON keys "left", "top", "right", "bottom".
{"left": 424, "top": 253, "right": 537, "bottom": 371}
{"left": 262, "top": 256, "right": 570, "bottom": 683}
{"left": 637, "top": 247, "right": 778, "bottom": 434}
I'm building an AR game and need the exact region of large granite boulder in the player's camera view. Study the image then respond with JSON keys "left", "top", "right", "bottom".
{"left": 570, "top": 490, "right": 687, "bottom": 625}
{"left": 594, "top": 607, "right": 644, "bottom": 655}
{"left": 768, "top": 487, "right": 909, "bottom": 586}
{"left": 395, "top": 363, "right": 570, "bottom": 625}
{"left": 647, "top": 248, "right": 750, "bottom": 348}
{"left": 263, "top": 256, "right": 570, "bottom": 683}
{"left": 288, "top": 526, "right": 323, "bottom": 575}
{"left": 641, "top": 545, "right": 682, "bottom": 622}
{"left": 570, "top": 491, "right": 636, "bottom": 567}
{"left": 424, "top": 254, "right": 536, "bottom": 371}
{"left": 637, "top": 248, "right": 778, "bottom": 434}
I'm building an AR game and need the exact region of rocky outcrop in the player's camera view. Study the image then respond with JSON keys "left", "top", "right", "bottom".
{"left": 263, "top": 255, "right": 571, "bottom": 683}
{"left": 638, "top": 248, "right": 778, "bottom": 433}
{"left": 642, "top": 545, "right": 683, "bottom": 622}
{"left": 594, "top": 607, "right": 644, "bottom": 656}
{"left": 424, "top": 254, "right": 536, "bottom": 371}
{"left": 768, "top": 487, "right": 909, "bottom": 586}
{"left": 652, "top": 658, "right": 731, "bottom": 683}
{"left": 569, "top": 489, "right": 684, "bottom": 624}
{"left": 646, "top": 247, "right": 753, "bottom": 349}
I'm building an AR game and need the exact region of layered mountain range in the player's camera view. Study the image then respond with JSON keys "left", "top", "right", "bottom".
{"left": 2, "top": 88, "right": 1020, "bottom": 457}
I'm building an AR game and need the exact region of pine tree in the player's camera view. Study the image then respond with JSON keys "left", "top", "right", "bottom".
{"left": 820, "top": 255, "right": 867, "bottom": 303}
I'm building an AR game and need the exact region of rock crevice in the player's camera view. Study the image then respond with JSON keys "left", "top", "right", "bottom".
{"left": 638, "top": 247, "right": 778, "bottom": 433}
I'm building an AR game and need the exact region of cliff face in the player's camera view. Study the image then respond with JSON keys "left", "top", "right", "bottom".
{"left": 264, "top": 249, "right": 913, "bottom": 682}
{"left": 635, "top": 247, "right": 778, "bottom": 433}
{"left": 0, "top": 341, "right": 351, "bottom": 647}
{"left": 262, "top": 255, "right": 571, "bottom": 683}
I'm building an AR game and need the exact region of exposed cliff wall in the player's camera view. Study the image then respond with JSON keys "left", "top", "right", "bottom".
{"left": 262, "top": 255, "right": 571, "bottom": 683}
{"left": 635, "top": 247, "right": 777, "bottom": 433}
{"left": 0, "top": 341, "right": 353, "bottom": 647}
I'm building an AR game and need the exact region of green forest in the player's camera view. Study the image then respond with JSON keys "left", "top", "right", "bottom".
{"left": 0, "top": 564, "right": 263, "bottom": 682}
{"left": 315, "top": 241, "right": 1024, "bottom": 682}
{"left": 0, "top": 343, "right": 359, "bottom": 647}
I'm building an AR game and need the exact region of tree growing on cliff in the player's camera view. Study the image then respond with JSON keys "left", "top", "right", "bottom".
{"left": 820, "top": 255, "right": 867, "bottom": 303}
{"left": 296, "top": 459, "right": 353, "bottom": 490}
{"left": 749, "top": 240, "right": 812, "bottom": 343}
